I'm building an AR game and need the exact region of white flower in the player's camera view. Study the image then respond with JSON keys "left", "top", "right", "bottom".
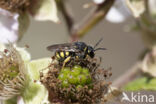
{"left": 26, "top": 58, "right": 51, "bottom": 104}
{"left": 93, "top": 0, "right": 105, "bottom": 4}
{"left": 0, "top": 44, "right": 51, "bottom": 104}
{"left": 106, "top": 0, "right": 130, "bottom": 23}
{"left": 0, "top": 8, "right": 19, "bottom": 44}
{"left": 0, "top": 44, "right": 29, "bottom": 100}
{"left": 106, "top": 7, "right": 127, "bottom": 23}
{"left": 0, "top": 0, "right": 59, "bottom": 44}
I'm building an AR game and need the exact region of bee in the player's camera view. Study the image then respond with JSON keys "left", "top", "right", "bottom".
{"left": 47, "top": 38, "right": 106, "bottom": 68}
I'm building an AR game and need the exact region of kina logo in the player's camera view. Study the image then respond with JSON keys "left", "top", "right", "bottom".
{"left": 121, "top": 92, "right": 155, "bottom": 103}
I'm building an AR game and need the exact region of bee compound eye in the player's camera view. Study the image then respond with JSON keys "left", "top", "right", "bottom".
{"left": 89, "top": 51, "right": 95, "bottom": 58}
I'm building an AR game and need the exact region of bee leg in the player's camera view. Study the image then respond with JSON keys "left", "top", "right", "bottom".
{"left": 62, "top": 56, "right": 71, "bottom": 69}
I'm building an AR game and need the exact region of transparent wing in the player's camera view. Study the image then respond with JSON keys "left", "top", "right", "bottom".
{"left": 47, "top": 43, "right": 79, "bottom": 52}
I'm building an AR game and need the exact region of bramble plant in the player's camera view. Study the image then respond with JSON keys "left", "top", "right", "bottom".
{"left": 40, "top": 56, "right": 115, "bottom": 104}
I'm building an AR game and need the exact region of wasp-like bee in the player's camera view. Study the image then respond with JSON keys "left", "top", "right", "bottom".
{"left": 47, "top": 38, "right": 106, "bottom": 67}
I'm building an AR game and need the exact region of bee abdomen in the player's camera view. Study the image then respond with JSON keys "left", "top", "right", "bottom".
{"left": 55, "top": 51, "right": 71, "bottom": 61}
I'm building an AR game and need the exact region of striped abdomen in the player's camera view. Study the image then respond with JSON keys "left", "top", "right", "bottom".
{"left": 55, "top": 51, "right": 74, "bottom": 62}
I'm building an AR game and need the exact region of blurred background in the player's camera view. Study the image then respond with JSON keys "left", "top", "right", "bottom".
{"left": 18, "top": 0, "right": 144, "bottom": 80}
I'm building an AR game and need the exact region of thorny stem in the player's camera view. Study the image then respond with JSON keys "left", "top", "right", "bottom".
{"left": 57, "top": 0, "right": 115, "bottom": 41}
{"left": 56, "top": 0, "right": 74, "bottom": 32}
{"left": 112, "top": 62, "right": 142, "bottom": 89}
{"left": 71, "top": 0, "right": 115, "bottom": 39}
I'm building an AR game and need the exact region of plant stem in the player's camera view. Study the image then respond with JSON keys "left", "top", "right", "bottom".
{"left": 56, "top": 0, "right": 74, "bottom": 32}
{"left": 57, "top": 0, "right": 115, "bottom": 41}
{"left": 71, "top": 0, "right": 115, "bottom": 39}
{"left": 112, "top": 62, "right": 142, "bottom": 89}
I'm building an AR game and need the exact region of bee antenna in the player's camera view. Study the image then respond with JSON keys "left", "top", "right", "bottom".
{"left": 93, "top": 38, "right": 103, "bottom": 49}
{"left": 94, "top": 48, "right": 107, "bottom": 51}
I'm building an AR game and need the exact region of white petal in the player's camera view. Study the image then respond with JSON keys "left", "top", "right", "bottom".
{"left": 93, "top": 0, "right": 105, "bottom": 4}
{"left": 0, "top": 8, "right": 19, "bottom": 44}
{"left": 30, "top": 0, "right": 59, "bottom": 22}
{"left": 0, "top": 43, "right": 6, "bottom": 51}
{"left": 149, "top": 0, "right": 156, "bottom": 16}
{"left": 16, "top": 47, "right": 31, "bottom": 62}
{"left": 106, "top": 0, "right": 130, "bottom": 23}
{"left": 106, "top": 7, "right": 126, "bottom": 23}
{"left": 0, "top": 43, "right": 6, "bottom": 58}
{"left": 25, "top": 58, "right": 51, "bottom": 104}
{"left": 17, "top": 96, "right": 25, "bottom": 104}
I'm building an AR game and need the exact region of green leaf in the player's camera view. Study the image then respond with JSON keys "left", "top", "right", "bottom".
{"left": 124, "top": 77, "right": 156, "bottom": 91}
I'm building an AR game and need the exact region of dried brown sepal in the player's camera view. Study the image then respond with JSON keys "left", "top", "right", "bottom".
{"left": 0, "top": 0, "right": 30, "bottom": 13}
{"left": 0, "top": 44, "right": 26, "bottom": 100}
{"left": 40, "top": 57, "right": 112, "bottom": 104}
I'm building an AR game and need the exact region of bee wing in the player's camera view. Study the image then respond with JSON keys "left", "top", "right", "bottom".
{"left": 47, "top": 43, "right": 79, "bottom": 52}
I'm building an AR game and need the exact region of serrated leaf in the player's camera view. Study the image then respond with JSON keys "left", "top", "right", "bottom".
{"left": 124, "top": 77, "right": 156, "bottom": 91}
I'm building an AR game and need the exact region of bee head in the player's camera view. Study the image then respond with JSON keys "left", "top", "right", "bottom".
{"left": 87, "top": 46, "right": 95, "bottom": 58}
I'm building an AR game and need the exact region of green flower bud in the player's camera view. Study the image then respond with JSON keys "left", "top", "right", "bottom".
{"left": 58, "top": 65, "right": 92, "bottom": 87}
{"left": 86, "top": 75, "right": 92, "bottom": 84}
{"left": 76, "top": 85, "right": 83, "bottom": 89}
{"left": 67, "top": 74, "right": 78, "bottom": 84}
{"left": 73, "top": 65, "right": 82, "bottom": 71}
{"left": 58, "top": 73, "right": 67, "bottom": 81}
{"left": 77, "top": 75, "right": 87, "bottom": 85}
{"left": 71, "top": 68, "right": 81, "bottom": 77}
{"left": 61, "top": 67, "right": 70, "bottom": 74}
{"left": 62, "top": 80, "right": 69, "bottom": 88}
{"left": 82, "top": 68, "right": 89, "bottom": 75}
